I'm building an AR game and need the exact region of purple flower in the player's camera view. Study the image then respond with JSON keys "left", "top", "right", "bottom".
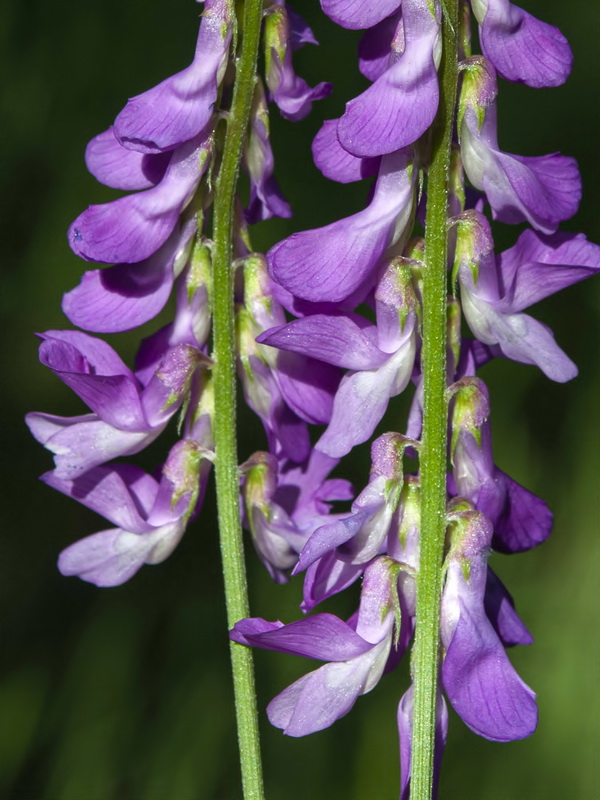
{"left": 69, "top": 129, "right": 213, "bottom": 264}
{"left": 440, "top": 506, "right": 538, "bottom": 741}
{"left": 26, "top": 331, "right": 206, "bottom": 477}
{"left": 450, "top": 376, "right": 553, "bottom": 552}
{"left": 454, "top": 211, "right": 600, "bottom": 380}
{"left": 260, "top": 259, "right": 418, "bottom": 456}
{"left": 459, "top": 58, "right": 580, "bottom": 233}
{"left": 241, "top": 449, "right": 352, "bottom": 582}
{"left": 294, "top": 433, "right": 414, "bottom": 573}
{"left": 62, "top": 218, "right": 197, "bottom": 333}
{"left": 268, "top": 147, "right": 416, "bottom": 304}
{"left": 230, "top": 557, "right": 398, "bottom": 735}
{"left": 264, "top": 2, "right": 331, "bottom": 121}
{"left": 337, "top": 0, "right": 441, "bottom": 157}
{"left": 470, "top": 0, "right": 572, "bottom": 88}
{"left": 51, "top": 435, "right": 211, "bottom": 586}
{"left": 113, "top": 0, "right": 233, "bottom": 153}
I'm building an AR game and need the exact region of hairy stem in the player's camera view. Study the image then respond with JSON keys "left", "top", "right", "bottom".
{"left": 411, "top": 2, "right": 459, "bottom": 799}
{"left": 211, "top": 1, "right": 266, "bottom": 798}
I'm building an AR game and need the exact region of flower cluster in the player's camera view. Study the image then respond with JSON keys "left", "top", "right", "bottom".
{"left": 28, "top": 0, "right": 599, "bottom": 797}
{"left": 27, "top": 0, "right": 333, "bottom": 586}
{"left": 229, "top": 0, "right": 600, "bottom": 795}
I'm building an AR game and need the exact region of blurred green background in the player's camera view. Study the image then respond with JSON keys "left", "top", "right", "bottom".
{"left": 2, "top": 1, "right": 598, "bottom": 798}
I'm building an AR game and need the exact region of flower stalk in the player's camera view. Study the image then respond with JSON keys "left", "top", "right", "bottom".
{"left": 211, "top": 0, "right": 266, "bottom": 798}
{"left": 411, "top": 2, "right": 460, "bottom": 798}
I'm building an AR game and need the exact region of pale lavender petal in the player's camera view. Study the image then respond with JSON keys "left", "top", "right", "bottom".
{"left": 42, "top": 466, "right": 157, "bottom": 533}
{"left": 294, "top": 510, "right": 373, "bottom": 574}
{"left": 25, "top": 412, "right": 160, "bottom": 478}
{"left": 259, "top": 315, "right": 386, "bottom": 370}
{"left": 338, "top": 0, "right": 440, "bottom": 157}
{"left": 267, "top": 634, "right": 391, "bottom": 736}
{"left": 85, "top": 128, "right": 170, "bottom": 190}
{"left": 69, "top": 133, "right": 210, "bottom": 264}
{"left": 474, "top": 0, "right": 572, "bottom": 88}
{"left": 462, "top": 106, "right": 581, "bottom": 234}
{"left": 58, "top": 528, "right": 159, "bottom": 586}
{"left": 231, "top": 613, "right": 373, "bottom": 661}
{"left": 114, "top": 0, "right": 232, "bottom": 153}
{"left": 496, "top": 230, "right": 600, "bottom": 312}
{"left": 460, "top": 289, "right": 578, "bottom": 382}
{"left": 320, "top": 0, "right": 401, "bottom": 30}
{"left": 312, "top": 119, "right": 379, "bottom": 184}
{"left": 268, "top": 149, "right": 415, "bottom": 302}
{"left": 317, "top": 333, "right": 415, "bottom": 457}
{"left": 491, "top": 152, "right": 581, "bottom": 232}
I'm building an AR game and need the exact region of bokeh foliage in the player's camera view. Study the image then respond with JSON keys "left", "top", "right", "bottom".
{"left": 2, "top": 1, "right": 598, "bottom": 798}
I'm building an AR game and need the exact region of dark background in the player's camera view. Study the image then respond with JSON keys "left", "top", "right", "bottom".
{"left": 2, "top": 1, "right": 598, "bottom": 798}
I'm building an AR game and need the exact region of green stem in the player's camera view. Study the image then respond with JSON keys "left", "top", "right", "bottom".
{"left": 211, "top": 1, "right": 265, "bottom": 798}
{"left": 411, "top": 3, "right": 459, "bottom": 799}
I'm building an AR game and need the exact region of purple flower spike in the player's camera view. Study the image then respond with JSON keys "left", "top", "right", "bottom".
{"left": 338, "top": 0, "right": 441, "bottom": 157}
{"left": 268, "top": 148, "right": 416, "bottom": 303}
{"left": 320, "top": 0, "right": 401, "bottom": 31}
{"left": 113, "top": 0, "right": 233, "bottom": 153}
{"left": 264, "top": 3, "right": 332, "bottom": 122}
{"left": 85, "top": 128, "right": 171, "bottom": 190}
{"left": 441, "top": 508, "right": 538, "bottom": 741}
{"left": 231, "top": 557, "right": 397, "bottom": 736}
{"left": 69, "top": 130, "right": 212, "bottom": 264}
{"left": 62, "top": 219, "right": 196, "bottom": 333}
{"left": 459, "top": 59, "right": 581, "bottom": 234}
{"left": 312, "top": 119, "right": 380, "bottom": 184}
{"left": 471, "top": 0, "right": 573, "bottom": 88}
